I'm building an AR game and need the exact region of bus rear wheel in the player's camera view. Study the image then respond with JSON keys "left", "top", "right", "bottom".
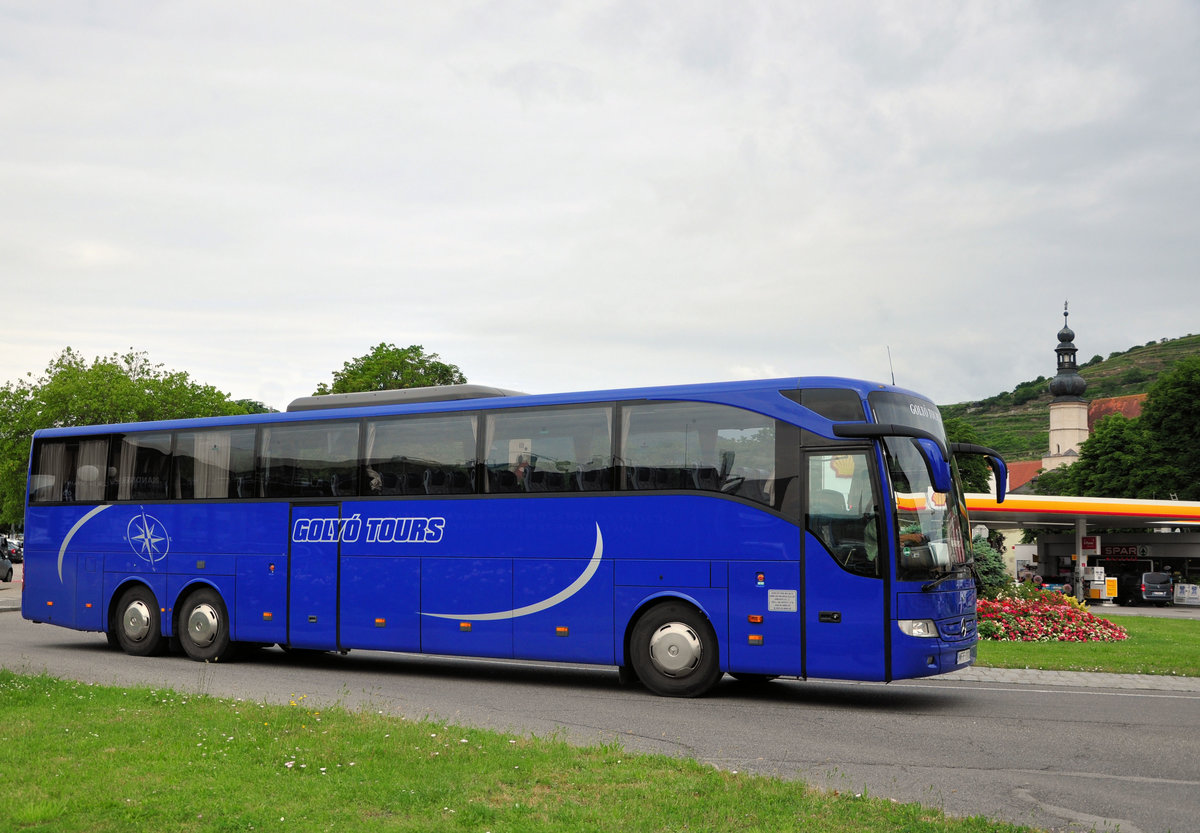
{"left": 113, "top": 585, "right": 165, "bottom": 657}
{"left": 178, "top": 587, "right": 236, "bottom": 662}
{"left": 629, "top": 601, "right": 721, "bottom": 698}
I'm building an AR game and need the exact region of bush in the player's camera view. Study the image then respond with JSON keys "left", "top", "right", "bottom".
{"left": 977, "top": 586, "right": 1128, "bottom": 642}
{"left": 972, "top": 536, "right": 1010, "bottom": 600}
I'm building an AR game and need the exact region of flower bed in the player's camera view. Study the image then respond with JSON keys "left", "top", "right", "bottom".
{"left": 977, "top": 589, "right": 1129, "bottom": 642}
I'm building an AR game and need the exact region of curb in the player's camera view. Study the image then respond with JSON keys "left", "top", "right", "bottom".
{"left": 949, "top": 665, "right": 1200, "bottom": 692}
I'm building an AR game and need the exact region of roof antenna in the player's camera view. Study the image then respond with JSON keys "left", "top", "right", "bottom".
{"left": 886, "top": 345, "right": 896, "bottom": 385}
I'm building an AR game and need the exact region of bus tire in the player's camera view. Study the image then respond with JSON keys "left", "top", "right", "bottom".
{"left": 178, "top": 587, "right": 237, "bottom": 662}
{"left": 629, "top": 601, "right": 721, "bottom": 698}
{"left": 113, "top": 585, "right": 165, "bottom": 657}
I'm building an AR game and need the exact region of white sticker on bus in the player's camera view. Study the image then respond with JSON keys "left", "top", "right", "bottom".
{"left": 767, "top": 589, "right": 798, "bottom": 613}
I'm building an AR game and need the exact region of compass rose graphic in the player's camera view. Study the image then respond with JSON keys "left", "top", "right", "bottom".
{"left": 127, "top": 510, "right": 170, "bottom": 567}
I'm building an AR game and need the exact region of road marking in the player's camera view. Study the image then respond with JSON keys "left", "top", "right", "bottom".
{"left": 1013, "top": 786, "right": 1145, "bottom": 833}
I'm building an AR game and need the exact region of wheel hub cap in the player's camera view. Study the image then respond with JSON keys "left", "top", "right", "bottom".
{"left": 648, "top": 622, "right": 702, "bottom": 677}
{"left": 187, "top": 603, "right": 219, "bottom": 647}
{"left": 123, "top": 600, "right": 151, "bottom": 642}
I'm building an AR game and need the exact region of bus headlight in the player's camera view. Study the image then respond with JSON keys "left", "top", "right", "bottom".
{"left": 899, "top": 619, "right": 938, "bottom": 638}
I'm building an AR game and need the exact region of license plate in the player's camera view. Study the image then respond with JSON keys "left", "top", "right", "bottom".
{"left": 956, "top": 648, "right": 972, "bottom": 665}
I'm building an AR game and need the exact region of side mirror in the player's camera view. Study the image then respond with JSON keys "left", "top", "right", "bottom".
{"left": 949, "top": 442, "right": 1009, "bottom": 503}
{"left": 915, "top": 438, "right": 954, "bottom": 494}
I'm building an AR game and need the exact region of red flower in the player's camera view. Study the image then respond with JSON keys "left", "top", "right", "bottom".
{"left": 977, "top": 590, "right": 1127, "bottom": 642}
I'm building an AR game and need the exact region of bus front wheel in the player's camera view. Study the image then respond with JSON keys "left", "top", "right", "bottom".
{"left": 178, "top": 587, "right": 237, "bottom": 662}
{"left": 113, "top": 585, "right": 165, "bottom": 657}
{"left": 629, "top": 601, "right": 721, "bottom": 698}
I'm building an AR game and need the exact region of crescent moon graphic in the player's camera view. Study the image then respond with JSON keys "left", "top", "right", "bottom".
{"left": 422, "top": 523, "right": 604, "bottom": 621}
{"left": 57, "top": 505, "right": 112, "bottom": 582}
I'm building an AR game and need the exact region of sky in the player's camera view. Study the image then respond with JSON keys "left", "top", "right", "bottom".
{"left": 3, "top": 1, "right": 1198, "bottom": 413}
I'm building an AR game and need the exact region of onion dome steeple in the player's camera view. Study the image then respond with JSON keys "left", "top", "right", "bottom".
{"left": 1048, "top": 302, "right": 1087, "bottom": 401}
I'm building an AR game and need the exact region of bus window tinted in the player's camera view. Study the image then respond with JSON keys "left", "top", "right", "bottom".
{"left": 261, "top": 423, "right": 359, "bottom": 498}
{"left": 485, "top": 406, "right": 612, "bottom": 493}
{"left": 30, "top": 437, "right": 110, "bottom": 503}
{"left": 175, "top": 429, "right": 257, "bottom": 499}
{"left": 113, "top": 432, "right": 173, "bottom": 501}
{"left": 621, "top": 402, "right": 776, "bottom": 504}
{"left": 365, "top": 414, "right": 477, "bottom": 495}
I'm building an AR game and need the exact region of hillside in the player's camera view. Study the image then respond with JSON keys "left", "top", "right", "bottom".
{"left": 940, "top": 332, "right": 1200, "bottom": 462}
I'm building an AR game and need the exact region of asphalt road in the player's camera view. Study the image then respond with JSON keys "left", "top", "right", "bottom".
{"left": 2, "top": 604, "right": 1197, "bottom": 833}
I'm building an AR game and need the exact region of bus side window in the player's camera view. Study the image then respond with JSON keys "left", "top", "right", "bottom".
{"left": 484, "top": 406, "right": 612, "bottom": 494}
{"left": 29, "top": 441, "right": 63, "bottom": 503}
{"left": 175, "top": 429, "right": 256, "bottom": 499}
{"left": 111, "top": 432, "right": 173, "bottom": 501}
{"left": 260, "top": 423, "right": 360, "bottom": 498}
{"left": 365, "top": 414, "right": 477, "bottom": 496}
{"left": 30, "top": 437, "right": 110, "bottom": 503}
{"left": 805, "top": 452, "right": 880, "bottom": 577}
{"left": 621, "top": 401, "right": 777, "bottom": 505}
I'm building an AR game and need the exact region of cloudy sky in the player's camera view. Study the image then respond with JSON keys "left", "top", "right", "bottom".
{"left": 3, "top": 1, "right": 1197, "bottom": 412}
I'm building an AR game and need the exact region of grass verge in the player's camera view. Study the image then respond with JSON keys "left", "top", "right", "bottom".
{"left": 975, "top": 614, "right": 1199, "bottom": 676}
{"left": 0, "top": 670, "right": 1035, "bottom": 833}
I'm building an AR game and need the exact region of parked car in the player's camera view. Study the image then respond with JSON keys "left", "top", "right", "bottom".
{"left": 1139, "top": 571, "right": 1173, "bottom": 605}
{"left": 0, "top": 551, "right": 12, "bottom": 583}
{"left": 1118, "top": 571, "right": 1172, "bottom": 605}
{"left": 1, "top": 535, "right": 20, "bottom": 564}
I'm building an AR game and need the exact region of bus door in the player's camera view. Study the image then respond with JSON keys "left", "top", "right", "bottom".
{"left": 802, "top": 451, "right": 888, "bottom": 681}
{"left": 288, "top": 503, "right": 342, "bottom": 650}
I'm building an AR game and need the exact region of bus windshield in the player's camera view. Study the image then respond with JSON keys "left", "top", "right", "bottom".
{"left": 882, "top": 437, "right": 971, "bottom": 582}
{"left": 869, "top": 392, "right": 972, "bottom": 583}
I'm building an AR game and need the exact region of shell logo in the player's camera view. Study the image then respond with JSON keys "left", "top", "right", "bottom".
{"left": 830, "top": 455, "right": 856, "bottom": 478}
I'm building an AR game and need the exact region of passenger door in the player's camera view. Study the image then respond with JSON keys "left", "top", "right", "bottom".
{"left": 802, "top": 450, "right": 888, "bottom": 681}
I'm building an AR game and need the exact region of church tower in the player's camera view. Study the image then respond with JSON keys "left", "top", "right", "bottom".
{"left": 1041, "top": 303, "right": 1089, "bottom": 472}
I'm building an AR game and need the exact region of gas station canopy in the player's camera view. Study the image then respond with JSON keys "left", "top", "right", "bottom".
{"left": 966, "top": 494, "right": 1200, "bottom": 530}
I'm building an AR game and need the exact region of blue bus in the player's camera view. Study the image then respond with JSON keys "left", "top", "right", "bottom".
{"left": 21, "top": 377, "right": 1005, "bottom": 697}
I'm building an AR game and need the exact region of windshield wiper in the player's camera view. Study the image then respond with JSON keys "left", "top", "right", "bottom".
{"left": 922, "top": 565, "right": 969, "bottom": 592}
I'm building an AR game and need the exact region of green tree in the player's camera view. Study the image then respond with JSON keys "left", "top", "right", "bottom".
{"left": 1032, "top": 462, "right": 1075, "bottom": 497}
{"left": 1138, "top": 355, "right": 1200, "bottom": 500}
{"left": 0, "top": 348, "right": 248, "bottom": 525}
{"left": 233, "top": 399, "right": 276, "bottom": 414}
{"left": 314, "top": 343, "right": 466, "bottom": 395}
